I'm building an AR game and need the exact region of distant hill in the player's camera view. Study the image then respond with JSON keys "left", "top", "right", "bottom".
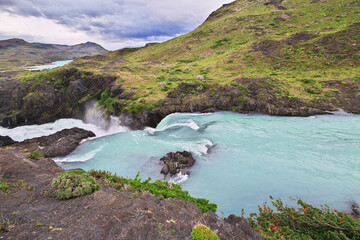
{"left": 65, "top": 0, "right": 359, "bottom": 116}
{"left": 0, "top": 38, "right": 108, "bottom": 71}
{"left": 1, "top": 0, "right": 360, "bottom": 128}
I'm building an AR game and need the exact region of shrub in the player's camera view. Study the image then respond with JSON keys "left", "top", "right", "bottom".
{"left": 248, "top": 196, "right": 360, "bottom": 239}
{"left": 52, "top": 170, "right": 99, "bottom": 200}
{"left": 89, "top": 170, "right": 217, "bottom": 213}
{"left": 30, "top": 150, "right": 44, "bottom": 160}
{"left": 191, "top": 224, "right": 220, "bottom": 240}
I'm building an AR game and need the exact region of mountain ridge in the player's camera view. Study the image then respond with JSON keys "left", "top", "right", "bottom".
{"left": 0, "top": 38, "right": 108, "bottom": 71}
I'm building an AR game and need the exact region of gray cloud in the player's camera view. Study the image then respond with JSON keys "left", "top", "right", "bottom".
{"left": 0, "top": 0, "right": 233, "bottom": 49}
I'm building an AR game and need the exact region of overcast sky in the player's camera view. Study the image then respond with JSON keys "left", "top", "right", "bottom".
{"left": 0, "top": 0, "right": 233, "bottom": 50}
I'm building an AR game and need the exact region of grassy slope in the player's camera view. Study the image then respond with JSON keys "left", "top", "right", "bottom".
{"left": 0, "top": 39, "right": 108, "bottom": 71}
{"left": 21, "top": 0, "right": 360, "bottom": 114}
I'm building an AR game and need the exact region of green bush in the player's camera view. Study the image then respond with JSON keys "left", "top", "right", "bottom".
{"left": 89, "top": 170, "right": 217, "bottom": 213}
{"left": 52, "top": 170, "right": 99, "bottom": 200}
{"left": 191, "top": 224, "right": 220, "bottom": 240}
{"left": 29, "top": 150, "right": 44, "bottom": 160}
{"left": 248, "top": 196, "right": 360, "bottom": 239}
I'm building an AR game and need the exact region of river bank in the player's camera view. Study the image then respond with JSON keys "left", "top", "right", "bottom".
{"left": 0, "top": 132, "right": 262, "bottom": 239}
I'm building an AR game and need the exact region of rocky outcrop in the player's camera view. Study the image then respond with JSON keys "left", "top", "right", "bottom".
{"left": 29, "top": 127, "right": 95, "bottom": 157}
{"left": 2, "top": 71, "right": 360, "bottom": 132}
{"left": 264, "top": 0, "right": 287, "bottom": 10}
{"left": 0, "top": 135, "right": 17, "bottom": 146}
{"left": 0, "top": 68, "right": 116, "bottom": 128}
{"left": 160, "top": 151, "right": 196, "bottom": 176}
{"left": 159, "top": 79, "right": 329, "bottom": 117}
{"left": 0, "top": 141, "right": 263, "bottom": 240}
{"left": 111, "top": 76, "right": 360, "bottom": 130}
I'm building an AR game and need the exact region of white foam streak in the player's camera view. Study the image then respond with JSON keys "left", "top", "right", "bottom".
{"left": 183, "top": 139, "right": 213, "bottom": 156}
{"left": 169, "top": 172, "right": 189, "bottom": 184}
{"left": 54, "top": 144, "right": 105, "bottom": 164}
{"left": 155, "top": 119, "right": 200, "bottom": 132}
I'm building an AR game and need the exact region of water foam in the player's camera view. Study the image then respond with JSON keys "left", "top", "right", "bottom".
{"left": 83, "top": 101, "right": 129, "bottom": 137}
{"left": 169, "top": 172, "right": 189, "bottom": 184}
{"left": 0, "top": 119, "right": 99, "bottom": 142}
{"left": 182, "top": 139, "right": 213, "bottom": 156}
{"left": 54, "top": 144, "right": 105, "bottom": 164}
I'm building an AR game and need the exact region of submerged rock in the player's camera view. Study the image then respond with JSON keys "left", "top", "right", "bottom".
{"left": 352, "top": 203, "right": 360, "bottom": 217}
{"left": 160, "top": 151, "right": 196, "bottom": 176}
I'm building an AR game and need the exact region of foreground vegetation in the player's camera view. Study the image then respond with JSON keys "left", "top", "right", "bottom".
{"left": 248, "top": 196, "right": 360, "bottom": 239}
{"left": 88, "top": 170, "right": 217, "bottom": 213}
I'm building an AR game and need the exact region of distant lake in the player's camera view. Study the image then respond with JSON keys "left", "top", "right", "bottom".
{"left": 25, "top": 60, "right": 73, "bottom": 71}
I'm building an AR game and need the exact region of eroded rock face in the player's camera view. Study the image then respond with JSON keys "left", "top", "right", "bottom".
{"left": 29, "top": 127, "right": 95, "bottom": 157}
{"left": 160, "top": 151, "right": 196, "bottom": 176}
{"left": 0, "top": 135, "right": 17, "bottom": 146}
{"left": 0, "top": 68, "right": 116, "bottom": 128}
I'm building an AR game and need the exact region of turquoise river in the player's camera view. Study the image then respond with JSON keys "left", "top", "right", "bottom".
{"left": 3, "top": 111, "right": 360, "bottom": 216}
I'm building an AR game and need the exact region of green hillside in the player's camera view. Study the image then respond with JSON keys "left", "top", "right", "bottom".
{"left": 0, "top": 39, "right": 108, "bottom": 71}
{"left": 15, "top": 0, "right": 360, "bottom": 120}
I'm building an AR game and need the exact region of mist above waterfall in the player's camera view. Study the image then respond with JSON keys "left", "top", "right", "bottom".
{"left": 0, "top": 100, "right": 128, "bottom": 141}
{"left": 83, "top": 100, "right": 128, "bottom": 136}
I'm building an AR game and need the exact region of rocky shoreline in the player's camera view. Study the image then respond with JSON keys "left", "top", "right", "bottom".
{"left": 2, "top": 68, "right": 360, "bottom": 131}
{"left": 0, "top": 131, "right": 262, "bottom": 239}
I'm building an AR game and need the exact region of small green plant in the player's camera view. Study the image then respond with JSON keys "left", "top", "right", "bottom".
{"left": 237, "top": 96, "right": 249, "bottom": 105}
{"left": 0, "top": 178, "right": 12, "bottom": 193}
{"left": 212, "top": 38, "right": 231, "bottom": 49}
{"left": 248, "top": 196, "right": 360, "bottom": 239}
{"left": 52, "top": 170, "right": 99, "bottom": 200}
{"left": 191, "top": 224, "right": 220, "bottom": 240}
{"left": 29, "top": 150, "right": 44, "bottom": 160}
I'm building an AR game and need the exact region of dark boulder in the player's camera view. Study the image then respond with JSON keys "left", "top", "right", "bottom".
{"left": 30, "top": 127, "right": 95, "bottom": 158}
{"left": 0, "top": 135, "right": 17, "bottom": 146}
{"left": 160, "top": 151, "right": 196, "bottom": 176}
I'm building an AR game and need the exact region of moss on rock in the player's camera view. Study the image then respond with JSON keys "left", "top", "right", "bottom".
{"left": 191, "top": 224, "right": 220, "bottom": 240}
{"left": 29, "top": 150, "right": 44, "bottom": 160}
{"left": 52, "top": 170, "right": 99, "bottom": 200}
